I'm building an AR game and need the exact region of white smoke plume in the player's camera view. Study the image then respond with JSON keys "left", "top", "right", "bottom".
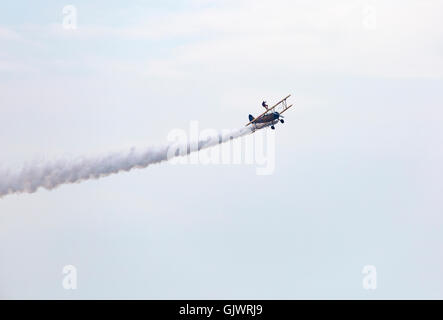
{"left": 0, "top": 126, "right": 253, "bottom": 198}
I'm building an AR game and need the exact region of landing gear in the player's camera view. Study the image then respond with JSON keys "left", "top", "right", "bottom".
{"left": 280, "top": 119, "right": 284, "bottom": 124}
{"left": 271, "top": 125, "right": 275, "bottom": 130}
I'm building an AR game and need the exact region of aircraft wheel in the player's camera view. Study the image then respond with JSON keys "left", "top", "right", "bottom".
{"left": 280, "top": 119, "right": 284, "bottom": 123}
{"left": 271, "top": 126, "right": 275, "bottom": 130}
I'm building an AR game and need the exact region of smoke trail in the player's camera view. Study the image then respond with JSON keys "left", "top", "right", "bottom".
{"left": 0, "top": 126, "right": 253, "bottom": 198}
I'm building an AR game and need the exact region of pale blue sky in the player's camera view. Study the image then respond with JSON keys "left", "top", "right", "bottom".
{"left": 1, "top": 0, "right": 443, "bottom": 299}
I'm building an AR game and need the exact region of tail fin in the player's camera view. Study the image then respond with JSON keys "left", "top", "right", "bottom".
{"left": 248, "top": 114, "right": 254, "bottom": 121}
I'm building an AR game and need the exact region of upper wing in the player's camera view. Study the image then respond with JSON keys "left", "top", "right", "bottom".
{"left": 245, "top": 94, "right": 291, "bottom": 126}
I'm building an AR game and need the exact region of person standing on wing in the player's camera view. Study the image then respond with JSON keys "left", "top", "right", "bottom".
{"left": 262, "top": 101, "right": 268, "bottom": 110}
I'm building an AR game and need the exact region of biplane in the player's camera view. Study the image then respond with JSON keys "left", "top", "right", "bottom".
{"left": 246, "top": 94, "right": 293, "bottom": 130}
